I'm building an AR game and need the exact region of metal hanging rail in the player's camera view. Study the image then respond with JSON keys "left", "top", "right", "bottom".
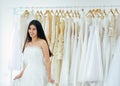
{"left": 13, "top": 5, "right": 120, "bottom": 15}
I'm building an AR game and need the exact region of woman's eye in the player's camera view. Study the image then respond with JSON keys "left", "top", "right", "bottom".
{"left": 33, "top": 29, "right": 35, "bottom": 30}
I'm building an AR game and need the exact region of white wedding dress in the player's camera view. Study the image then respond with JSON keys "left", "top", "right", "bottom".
{"left": 12, "top": 45, "right": 55, "bottom": 86}
{"left": 105, "top": 36, "right": 120, "bottom": 86}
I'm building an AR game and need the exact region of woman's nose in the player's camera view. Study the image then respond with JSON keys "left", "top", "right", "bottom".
{"left": 29, "top": 30, "right": 33, "bottom": 33}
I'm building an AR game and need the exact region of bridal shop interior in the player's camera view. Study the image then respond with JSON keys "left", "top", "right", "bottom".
{"left": 0, "top": 0, "right": 120, "bottom": 86}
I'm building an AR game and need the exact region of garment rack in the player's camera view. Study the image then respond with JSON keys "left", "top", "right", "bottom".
{"left": 13, "top": 5, "right": 120, "bottom": 15}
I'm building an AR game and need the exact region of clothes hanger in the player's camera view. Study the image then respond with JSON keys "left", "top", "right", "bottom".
{"left": 35, "top": 10, "right": 42, "bottom": 21}
{"left": 44, "top": 10, "right": 50, "bottom": 16}
{"left": 69, "top": 9, "right": 74, "bottom": 17}
{"left": 82, "top": 8, "right": 84, "bottom": 12}
{"left": 39, "top": 10, "right": 43, "bottom": 16}
{"left": 59, "top": 9, "right": 62, "bottom": 17}
{"left": 35, "top": 10, "right": 40, "bottom": 18}
{"left": 30, "top": 7, "right": 35, "bottom": 16}
{"left": 86, "top": 9, "right": 94, "bottom": 18}
{"left": 108, "top": 9, "right": 115, "bottom": 16}
{"left": 96, "top": 9, "right": 104, "bottom": 19}
{"left": 55, "top": 10, "right": 59, "bottom": 16}
{"left": 77, "top": 10, "right": 80, "bottom": 18}
{"left": 103, "top": 9, "right": 107, "bottom": 16}
{"left": 81, "top": 8, "right": 85, "bottom": 17}
{"left": 71, "top": 10, "right": 75, "bottom": 18}
{"left": 74, "top": 10, "right": 77, "bottom": 18}
{"left": 114, "top": 8, "right": 119, "bottom": 15}
{"left": 93, "top": 9, "right": 98, "bottom": 16}
{"left": 50, "top": 9, "right": 54, "bottom": 15}
{"left": 23, "top": 10, "right": 29, "bottom": 17}
{"left": 66, "top": 10, "right": 71, "bottom": 18}
{"left": 61, "top": 10, "right": 65, "bottom": 17}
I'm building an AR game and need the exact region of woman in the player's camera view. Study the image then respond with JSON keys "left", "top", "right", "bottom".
{"left": 13, "top": 20, "right": 54, "bottom": 86}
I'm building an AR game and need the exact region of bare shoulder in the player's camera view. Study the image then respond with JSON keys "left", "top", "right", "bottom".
{"left": 25, "top": 41, "right": 29, "bottom": 47}
{"left": 39, "top": 39, "right": 48, "bottom": 48}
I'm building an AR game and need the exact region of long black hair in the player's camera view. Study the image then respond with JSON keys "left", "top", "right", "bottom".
{"left": 22, "top": 20, "right": 53, "bottom": 57}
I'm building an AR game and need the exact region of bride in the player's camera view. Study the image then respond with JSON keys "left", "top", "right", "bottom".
{"left": 13, "top": 20, "right": 54, "bottom": 86}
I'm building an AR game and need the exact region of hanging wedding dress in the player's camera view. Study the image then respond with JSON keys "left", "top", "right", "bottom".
{"left": 44, "top": 10, "right": 52, "bottom": 45}
{"left": 85, "top": 17, "right": 103, "bottom": 83}
{"left": 69, "top": 18, "right": 78, "bottom": 86}
{"left": 102, "top": 15, "right": 111, "bottom": 85}
{"left": 59, "top": 17, "right": 71, "bottom": 86}
{"left": 70, "top": 17, "right": 75, "bottom": 68}
{"left": 50, "top": 12, "right": 56, "bottom": 84}
{"left": 108, "top": 13, "right": 115, "bottom": 64}
{"left": 9, "top": 10, "right": 35, "bottom": 70}
{"left": 105, "top": 14, "right": 120, "bottom": 86}
{"left": 76, "top": 15, "right": 85, "bottom": 86}
{"left": 83, "top": 18, "right": 94, "bottom": 82}
{"left": 50, "top": 12, "right": 56, "bottom": 52}
{"left": 105, "top": 36, "right": 120, "bottom": 86}
{"left": 77, "top": 16, "right": 92, "bottom": 83}
{"left": 19, "top": 10, "right": 35, "bottom": 50}
{"left": 52, "top": 14, "right": 61, "bottom": 84}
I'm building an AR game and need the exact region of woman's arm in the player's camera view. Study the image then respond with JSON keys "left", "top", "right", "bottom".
{"left": 13, "top": 65, "right": 26, "bottom": 80}
{"left": 41, "top": 40, "right": 54, "bottom": 83}
{"left": 14, "top": 42, "right": 28, "bottom": 80}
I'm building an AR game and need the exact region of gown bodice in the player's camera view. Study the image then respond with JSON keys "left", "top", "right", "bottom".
{"left": 23, "top": 46, "right": 46, "bottom": 73}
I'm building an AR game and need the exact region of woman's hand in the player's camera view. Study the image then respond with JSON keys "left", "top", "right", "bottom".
{"left": 13, "top": 66, "right": 26, "bottom": 80}
{"left": 48, "top": 77, "right": 55, "bottom": 84}
{"left": 13, "top": 73, "right": 23, "bottom": 80}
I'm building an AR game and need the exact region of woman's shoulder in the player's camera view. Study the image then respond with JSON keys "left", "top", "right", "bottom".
{"left": 25, "top": 41, "right": 30, "bottom": 47}
{"left": 37, "top": 38, "right": 45, "bottom": 43}
{"left": 38, "top": 39, "right": 48, "bottom": 48}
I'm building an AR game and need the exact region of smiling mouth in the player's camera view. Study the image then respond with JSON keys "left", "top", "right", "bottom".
{"left": 30, "top": 34, "right": 34, "bottom": 35}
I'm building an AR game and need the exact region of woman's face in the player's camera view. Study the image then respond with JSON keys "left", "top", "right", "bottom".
{"left": 28, "top": 24, "right": 37, "bottom": 38}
